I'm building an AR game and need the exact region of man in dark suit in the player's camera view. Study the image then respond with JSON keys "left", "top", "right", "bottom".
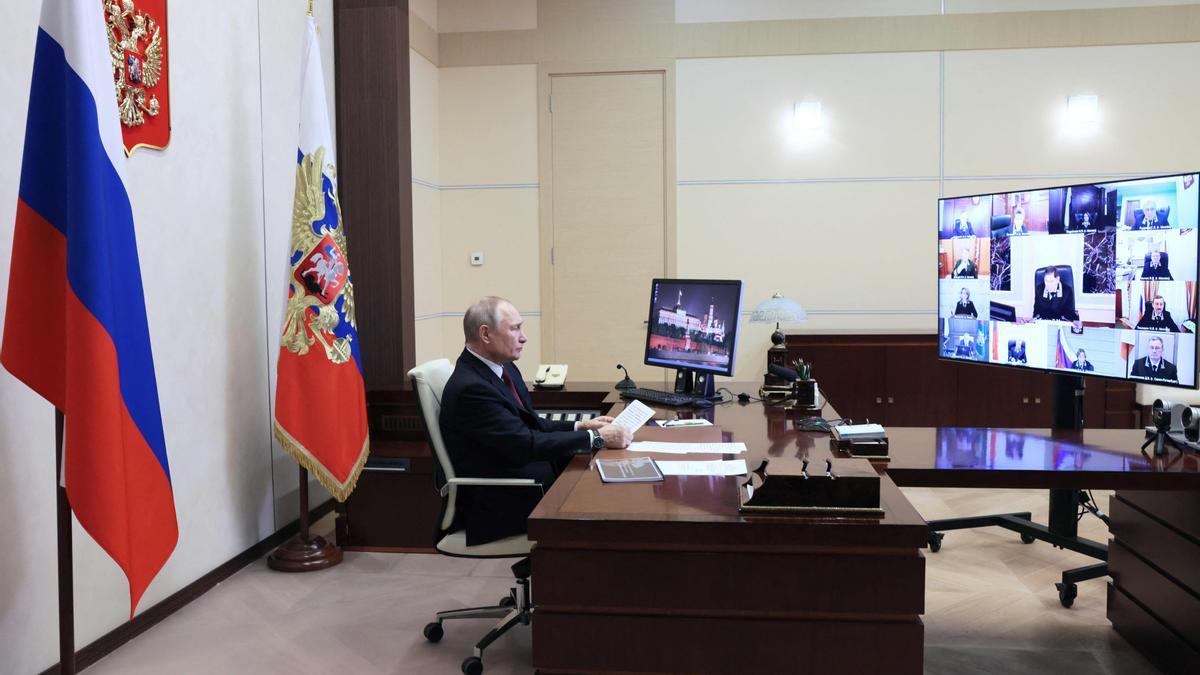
{"left": 1142, "top": 251, "right": 1172, "bottom": 280}
{"left": 1031, "top": 267, "right": 1078, "bottom": 322}
{"left": 1007, "top": 339, "right": 1027, "bottom": 364}
{"left": 1135, "top": 295, "right": 1180, "bottom": 332}
{"left": 440, "top": 296, "right": 631, "bottom": 546}
{"left": 1130, "top": 336, "right": 1178, "bottom": 383}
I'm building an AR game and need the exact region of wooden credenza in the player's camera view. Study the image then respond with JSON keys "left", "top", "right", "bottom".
{"left": 1108, "top": 489, "right": 1200, "bottom": 674}
{"left": 785, "top": 333, "right": 1139, "bottom": 429}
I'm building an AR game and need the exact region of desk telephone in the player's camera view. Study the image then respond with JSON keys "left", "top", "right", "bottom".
{"left": 534, "top": 364, "right": 568, "bottom": 389}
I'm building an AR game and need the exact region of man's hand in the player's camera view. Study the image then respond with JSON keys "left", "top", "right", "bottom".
{"left": 577, "top": 415, "right": 615, "bottom": 431}
{"left": 598, "top": 424, "right": 633, "bottom": 449}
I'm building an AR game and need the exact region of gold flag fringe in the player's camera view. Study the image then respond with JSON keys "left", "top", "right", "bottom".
{"left": 272, "top": 421, "right": 370, "bottom": 503}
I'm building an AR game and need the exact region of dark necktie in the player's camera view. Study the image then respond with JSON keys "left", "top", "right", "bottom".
{"left": 501, "top": 370, "right": 526, "bottom": 410}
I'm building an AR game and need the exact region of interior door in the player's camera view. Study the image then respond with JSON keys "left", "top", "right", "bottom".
{"left": 548, "top": 71, "right": 666, "bottom": 382}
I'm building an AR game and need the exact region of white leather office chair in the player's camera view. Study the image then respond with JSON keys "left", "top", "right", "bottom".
{"left": 408, "top": 359, "right": 537, "bottom": 675}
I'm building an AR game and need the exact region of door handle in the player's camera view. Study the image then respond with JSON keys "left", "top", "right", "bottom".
{"left": 1034, "top": 397, "right": 1041, "bottom": 404}
{"left": 1022, "top": 397, "right": 1029, "bottom": 404}
{"left": 887, "top": 397, "right": 894, "bottom": 404}
{"left": 875, "top": 397, "right": 882, "bottom": 404}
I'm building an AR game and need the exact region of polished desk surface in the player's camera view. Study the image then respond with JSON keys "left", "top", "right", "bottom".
{"left": 591, "top": 387, "right": 1200, "bottom": 491}
{"left": 530, "top": 393, "right": 928, "bottom": 550}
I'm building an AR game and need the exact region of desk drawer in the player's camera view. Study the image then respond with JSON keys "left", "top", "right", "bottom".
{"left": 1111, "top": 496, "right": 1200, "bottom": 595}
{"left": 1108, "top": 583, "right": 1200, "bottom": 675}
{"left": 1117, "top": 490, "right": 1200, "bottom": 544}
{"left": 1109, "top": 540, "right": 1200, "bottom": 651}
{"left": 533, "top": 547, "right": 925, "bottom": 616}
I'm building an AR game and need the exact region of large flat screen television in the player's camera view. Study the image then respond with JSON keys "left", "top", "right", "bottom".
{"left": 937, "top": 172, "right": 1199, "bottom": 389}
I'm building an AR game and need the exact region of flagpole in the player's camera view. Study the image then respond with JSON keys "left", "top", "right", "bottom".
{"left": 267, "top": 466, "right": 342, "bottom": 572}
{"left": 56, "top": 409, "right": 76, "bottom": 675}
{"left": 308, "top": 0, "right": 313, "bottom": 17}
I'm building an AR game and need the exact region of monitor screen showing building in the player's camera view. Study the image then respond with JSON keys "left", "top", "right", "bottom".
{"left": 643, "top": 279, "right": 743, "bottom": 377}
{"left": 936, "top": 172, "right": 1200, "bottom": 389}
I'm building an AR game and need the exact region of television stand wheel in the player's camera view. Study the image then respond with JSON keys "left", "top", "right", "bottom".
{"left": 928, "top": 531, "right": 944, "bottom": 553}
{"left": 1056, "top": 582, "right": 1077, "bottom": 608}
{"left": 462, "top": 656, "right": 483, "bottom": 674}
{"left": 423, "top": 622, "right": 443, "bottom": 643}
{"left": 1020, "top": 532, "right": 1037, "bottom": 544}
{"left": 498, "top": 594, "right": 516, "bottom": 608}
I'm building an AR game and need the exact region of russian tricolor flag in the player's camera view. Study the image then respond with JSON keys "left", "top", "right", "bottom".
{"left": 1, "top": 1, "right": 177, "bottom": 615}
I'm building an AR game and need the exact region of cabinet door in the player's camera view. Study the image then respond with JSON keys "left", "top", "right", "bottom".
{"left": 796, "top": 344, "right": 885, "bottom": 423}
{"left": 885, "top": 344, "right": 957, "bottom": 426}
{"left": 955, "top": 363, "right": 1030, "bottom": 427}
{"left": 1025, "top": 372, "right": 1053, "bottom": 427}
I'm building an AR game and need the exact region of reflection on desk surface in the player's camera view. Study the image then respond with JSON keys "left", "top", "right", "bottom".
{"left": 934, "top": 427, "right": 1156, "bottom": 472}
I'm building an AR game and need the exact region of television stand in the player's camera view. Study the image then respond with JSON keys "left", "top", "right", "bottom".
{"left": 925, "top": 374, "right": 1109, "bottom": 607}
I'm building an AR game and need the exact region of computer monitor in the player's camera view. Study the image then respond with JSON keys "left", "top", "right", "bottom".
{"left": 643, "top": 279, "right": 743, "bottom": 390}
{"left": 937, "top": 172, "right": 1200, "bottom": 390}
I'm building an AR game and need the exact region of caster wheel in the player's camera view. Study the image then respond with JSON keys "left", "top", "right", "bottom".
{"left": 498, "top": 595, "right": 516, "bottom": 608}
{"left": 423, "top": 622, "right": 443, "bottom": 643}
{"left": 928, "top": 531, "right": 944, "bottom": 553}
{"left": 1020, "top": 533, "right": 1037, "bottom": 545}
{"left": 462, "top": 656, "right": 483, "bottom": 675}
{"left": 1056, "top": 582, "right": 1077, "bottom": 608}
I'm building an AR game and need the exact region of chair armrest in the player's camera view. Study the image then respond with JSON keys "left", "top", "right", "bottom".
{"left": 446, "top": 477, "right": 538, "bottom": 487}
{"left": 440, "top": 477, "right": 543, "bottom": 497}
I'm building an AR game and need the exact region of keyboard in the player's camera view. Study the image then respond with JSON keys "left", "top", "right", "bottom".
{"left": 619, "top": 387, "right": 698, "bottom": 406}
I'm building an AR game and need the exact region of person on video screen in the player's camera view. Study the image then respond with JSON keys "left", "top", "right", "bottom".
{"left": 1133, "top": 199, "right": 1168, "bottom": 230}
{"left": 1135, "top": 295, "right": 1179, "bottom": 332}
{"left": 953, "top": 212, "right": 974, "bottom": 237}
{"left": 1011, "top": 207, "right": 1028, "bottom": 235}
{"left": 1130, "top": 336, "right": 1178, "bottom": 382}
{"left": 1031, "top": 267, "right": 1078, "bottom": 322}
{"left": 954, "top": 334, "right": 975, "bottom": 358}
{"left": 1008, "top": 339, "right": 1027, "bottom": 364}
{"left": 1142, "top": 250, "right": 1172, "bottom": 280}
{"left": 952, "top": 248, "right": 977, "bottom": 278}
{"left": 953, "top": 288, "right": 978, "bottom": 317}
{"left": 1071, "top": 348, "right": 1094, "bottom": 372}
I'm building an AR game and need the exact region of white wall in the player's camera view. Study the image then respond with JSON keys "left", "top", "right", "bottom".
{"left": 0, "top": 2, "right": 337, "bottom": 672}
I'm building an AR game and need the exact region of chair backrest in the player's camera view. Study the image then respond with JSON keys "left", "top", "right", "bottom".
{"left": 1034, "top": 264, "right": 1074, "bottom": 292}
{"left": 408, "top": 359, "right": 459, "bottom": 531}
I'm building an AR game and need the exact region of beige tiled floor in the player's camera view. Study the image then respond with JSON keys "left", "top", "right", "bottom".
{"left": 88, "top": 488, "right": 1160, "bottom": 674}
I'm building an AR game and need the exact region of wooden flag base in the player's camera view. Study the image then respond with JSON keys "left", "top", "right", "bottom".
{"left": 268, "top": 466, "right": 343, "bottom": 572}
{"left": 267, "top": 533, "right": 343, "bottom": 572}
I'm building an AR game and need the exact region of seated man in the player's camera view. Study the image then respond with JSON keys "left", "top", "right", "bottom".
{"left": 953, "top": 213, "right": 974, "bottom": 237}
{"left": 1031, "top": 267, "right": 1078, "bottom": 322}
{"left": 1071, "top": 348, "right": 1094, "bottom": 372}
{"left": 1142, "top": 250, "right": 1172, "bottom": 280}
{"left": 1135, "top": 295, "right": 1179, "bottom": 332}
{"left": 439, "top": 296, "right": 632, "bottom": 545}
{"left": 1130, "top": 335, "right": 1178, "bottom": 383}
{"left": 1132, "top": 200, "right": 1169, "bottom": 229}
{"left": 1007, "top": 339, "right": 1027, "bottom": 364}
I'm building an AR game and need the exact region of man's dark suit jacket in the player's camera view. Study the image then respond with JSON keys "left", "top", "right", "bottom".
{"left": 1130, "top": 356, "right": 1178, "bottom": 382}
{"left": 1032, "top": 286, "right": 1078, "bottom": 321}
{"left": 439, "top": 349, "right": 588, "bottom": 545}
{"left": 1136, "top": 310, "right": 1179, "bottom": 333}
{"left": 1142, "top": 261, "right": 1172, "bottom": 280}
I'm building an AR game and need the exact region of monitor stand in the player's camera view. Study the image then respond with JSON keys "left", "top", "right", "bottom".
{"left": 673, "top": 368, "right": 716, "bottom": 399}
{"left": 925, "top": 373, "right": 1108, "bottom": 608}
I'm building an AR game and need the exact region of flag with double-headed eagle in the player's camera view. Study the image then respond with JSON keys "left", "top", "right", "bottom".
{"left": 273, "top": 14, "right": 368, "bottom": 501}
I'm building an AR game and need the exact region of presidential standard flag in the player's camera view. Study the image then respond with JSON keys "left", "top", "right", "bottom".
{"left": 273, "top": 14, "right": 369, "bottom": 501}
{"left": 1, "top": 0, "right": 178, "bottom": 615}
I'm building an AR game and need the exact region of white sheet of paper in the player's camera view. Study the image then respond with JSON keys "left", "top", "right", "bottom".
{"left": 656, "top": 459, "right": 748, "bottom": 477}
{"left": 629, "top": 441, "right": 747, "bottom": 454}
{"left": 612, "top": 399, "right": 655, "bottom": 434}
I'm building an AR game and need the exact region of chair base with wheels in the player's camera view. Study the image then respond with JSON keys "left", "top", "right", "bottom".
{"left": 423, "top": 554, "right": 533, "bottom": 675}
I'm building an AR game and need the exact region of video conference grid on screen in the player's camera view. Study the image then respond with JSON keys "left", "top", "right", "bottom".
{"left": 643, "top": 279, "right": 743, "bottom": 377}
{"left": 937, "top": 173, "right": 1199, "bottom": 389}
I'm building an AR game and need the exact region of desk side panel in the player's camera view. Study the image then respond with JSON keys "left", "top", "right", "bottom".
{"left": 533, "top": 612, "right": 923, "bottom": 675}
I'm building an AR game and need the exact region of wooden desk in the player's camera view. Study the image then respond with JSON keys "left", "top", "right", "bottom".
{"left": 530, "top": 389, "right": 1200, "bottom": 674}
{"left": 529, "top": 395, "right": 929, "bottom": 674}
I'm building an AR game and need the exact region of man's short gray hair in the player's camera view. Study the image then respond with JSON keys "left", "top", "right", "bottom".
{"left": 463, "top": 296, "right": 510, "bottom": 343}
